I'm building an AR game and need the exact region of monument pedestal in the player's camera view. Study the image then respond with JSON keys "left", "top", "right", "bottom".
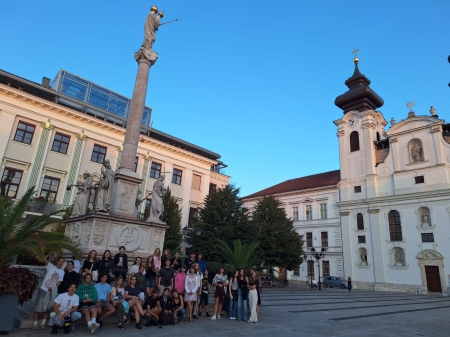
{"left": 110, "top": 168, "right": 142, "bottom": 218}
{"left": 64, "top": 212, "right": 167, "bottom": 258}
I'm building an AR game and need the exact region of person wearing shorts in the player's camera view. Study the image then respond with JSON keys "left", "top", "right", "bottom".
{"left": 94, "top": 273, "right": 116, "bottom": 327}
{"left": 210, "top": 267, "right": 228, "bottom": 320}
{"left": 198, "top": 270, "right": 210, "bottom": 317}
{"left": 33, "top": 255, "right": 65, "bottom": 330}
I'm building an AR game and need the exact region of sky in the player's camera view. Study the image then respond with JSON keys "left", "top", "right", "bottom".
{"left": 1, "top": 1, "right": 449, "bottom": 197}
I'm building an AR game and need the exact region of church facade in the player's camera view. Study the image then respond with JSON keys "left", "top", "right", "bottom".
{"left": 244, "top": 58, "right": 450, "bottom": 294}
{"left": 334, "top": 59, "right": 450, "bottom": 294}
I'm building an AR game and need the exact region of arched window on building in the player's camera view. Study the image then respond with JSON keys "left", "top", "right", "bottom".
{"left": 388, "top": 210, "right": 403, "bottom": 241}
{"left": 357, "top": 213, "right": 364, "bottom": 230}
{"left": 376, "top": 132, "right": 381, "bottom": 141}
{"left": 350, "top": 131, "right": 360, "bottom": 152}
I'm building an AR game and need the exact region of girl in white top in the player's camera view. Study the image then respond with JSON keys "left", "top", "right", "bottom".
{"left": 128, "top": 257, "right": 145, "bottom": 283}
{"left": 193, "top": 263, "right": 203, "bottom": 318}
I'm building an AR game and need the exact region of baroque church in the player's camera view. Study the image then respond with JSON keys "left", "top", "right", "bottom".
{"left": 243, "top": 57, "right": 450, "bottom": 294}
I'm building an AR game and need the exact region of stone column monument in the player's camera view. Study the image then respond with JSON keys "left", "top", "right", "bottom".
{"left": 64, "top": 6, "right": 168, "bottom": 259}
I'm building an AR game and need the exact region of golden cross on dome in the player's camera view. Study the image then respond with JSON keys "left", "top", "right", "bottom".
{"left": 406, "top": 101, "right": 415, "bottom": 111}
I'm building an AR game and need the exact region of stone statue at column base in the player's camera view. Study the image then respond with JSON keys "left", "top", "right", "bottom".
{"left": 146, "top": 175, "right": 165, "bottom": 224}
{"left": 69, "top": 172, "right": 93, "bottom": 217}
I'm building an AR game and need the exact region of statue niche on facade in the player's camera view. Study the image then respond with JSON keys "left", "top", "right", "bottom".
{"left": 69, "top": 172, "right": 93, "bottom": 217}
{"left": 408, "top": 139, "right": 424, "bottom": 163}
{"left": 94, "top": 159, "right": 115, "bottom": 213}
{"left": 146, "top": 175, "right": 165, "bottom": 223}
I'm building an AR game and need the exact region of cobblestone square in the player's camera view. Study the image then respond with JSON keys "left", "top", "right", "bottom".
{"left": 9, "top": 287, "right": 450, "bottom": 337}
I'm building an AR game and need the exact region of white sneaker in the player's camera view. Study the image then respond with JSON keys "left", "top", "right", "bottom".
{"left": 217, "top": 314, "right": 221, "bottom": 320}
{"left": 90, "top": 323, "right": 100, "bottom": 334}
{"left": 210, "top": 315, "right": 217, "bottom": 320}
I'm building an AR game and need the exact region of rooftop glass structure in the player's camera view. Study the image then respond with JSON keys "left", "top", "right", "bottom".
{"left": 50, "top": 70, "right": 151, "bottom": 126}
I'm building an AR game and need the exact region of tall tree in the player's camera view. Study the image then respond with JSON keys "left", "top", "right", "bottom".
{"left": 161, "top": 187, "right": 183, "bottom": 251}
{"left": 251, "top": 196, "right": 304, "bottom": 270}
{"left": 0, "top": 187, "right": 79, "bottom": 267}
{"left": 192, "top": 185, "right": 256, "bottom": 260}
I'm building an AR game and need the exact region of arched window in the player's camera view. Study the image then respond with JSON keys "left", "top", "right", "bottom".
{"left": 350, "top": 131, "right": 360, "bottom": 152}
{"left": 376, "top": 132, "right": 381, "bottom": 141}
{"left": 388, "top": 210, "right": 402, "bottom": 241}
{"left": 357, "top": 213, "right": 364, "bottom": 230}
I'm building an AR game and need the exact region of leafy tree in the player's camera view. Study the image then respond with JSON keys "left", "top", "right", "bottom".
{"left": 161, "top": 187, "right": 182, "bottom": 251}
{"left": 0, "top": 187, "right": 80, "bottom": 267}
{"left": 212, "top": 239, "right": 262, "bottom": 272}
{"left": 251, "top": 196, "right": 304, "bottom": 270}
{"left": 192, "top": 185, "right": 257, "bottom": 261}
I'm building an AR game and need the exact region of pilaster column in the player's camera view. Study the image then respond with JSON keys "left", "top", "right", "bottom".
{"left": 62, "top": 133, "right": 87, "bottom": 206}
{"left": 27, "top": 121, "right": 53, "bottom": 191}
{"left": 181, "top": 169, "right": 193, "bottom": 228}
{"left": 0, "top": 110, "right": 15, "bottom": 164}
{"left": 367, "top": 208, "right": 387, "bottom": 287}
{"left": 431, "top": 125, "right": 445, "bottom": 164}
{"left": 339, "top": 211, "right": 353, "bottom": 279}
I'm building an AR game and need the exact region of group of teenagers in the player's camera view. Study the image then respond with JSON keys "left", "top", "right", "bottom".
{"left": 32, "top": 246, "right": 263, "bottom": 334}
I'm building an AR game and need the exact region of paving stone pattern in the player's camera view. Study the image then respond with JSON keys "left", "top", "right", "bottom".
{"left": 8, "top": 287, "right": 450, "bottom": 337}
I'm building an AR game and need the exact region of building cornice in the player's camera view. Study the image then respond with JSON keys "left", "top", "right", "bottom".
{"left": 242, "top": 185, "right": 338, "bottom": 202}
{"left": 0, "top": 85, "right": 219, "bottom": 166}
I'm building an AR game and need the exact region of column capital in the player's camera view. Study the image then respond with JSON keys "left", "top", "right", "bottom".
{"left": 431, "top": 126, "right": 441, "bottom": 133}
{"left": 340, "top": 211, "right": 350, "bottom": 216}
{"left": 76, "top": 132, "right": 87, "bottom": 140}
{"left": 389, "top": 137, "right": 398, "bottom": 143}
{"left": 41, "top": 121, "right": 54, "bottom": 130}
{"left": 134, "top": 47, "right": 158, "bottom": 66}
{"left": 368, "top": 209, "right": 380, "bottom": 214}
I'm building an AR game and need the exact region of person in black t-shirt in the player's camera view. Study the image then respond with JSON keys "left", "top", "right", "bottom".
{"left": 170, "top": 252, "right": 182, "bottom": 272}
{"left": 58, "top": 261, "right": 80, "bottom": 294}
{"left": 144, "top": 289, "right": 161, "bottom": 326}
{"left": 184, "top": 252, "right": 197, "bottom": 272}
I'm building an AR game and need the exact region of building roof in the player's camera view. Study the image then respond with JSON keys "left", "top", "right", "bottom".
{"left": 242, "top": 170, "right": 341, "bottom": 199}
{"left": 0, "top": 68, "right": 222, "bottom": 161}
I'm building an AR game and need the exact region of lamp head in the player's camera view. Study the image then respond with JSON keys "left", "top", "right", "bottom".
{"left": 311, "top": 247, "right": 316, "bottom": 254}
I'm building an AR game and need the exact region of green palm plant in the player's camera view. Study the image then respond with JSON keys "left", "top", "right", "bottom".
{"left": 212, "top": 239, "right": 262, "bottom": 272}
{"left": 0, "top": 187, "right": 79, "bottom": 267}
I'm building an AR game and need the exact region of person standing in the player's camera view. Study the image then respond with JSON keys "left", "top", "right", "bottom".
{"left": 184, "top": 251, "right": 197, "bottom": 271}
{"left": 33, "top": 254, "right": 65, "bottom": 330}
{"left": 347, "top": 277, "right": 352, "bottom": 292}
{"left": 210, "top": 267, "right": 228, "bottom": 320}
{"left": 193, "top": 263, "right": 203, "bottom": 319}
{"left": 82, "top": 250, "right": 98, "bottom": 283}
{"left": 145, "top": 257, "right": 157, "bottom": 297}
{"left": 229, "top": 270, "right": 239, "bottom": 320}
{"left": 152, "top": 248, "right": 162, "bottom": 274}
{"left": 57, "top": 261, "right": 79, "bottom": 295}
{"left": 174, "top": 265, "right": 187, "bottom": 296}
{"left": 197, "top": 253, "right": 206, "bottom": 274}
{"left": 158, "top": 259, "right": 175, "bottom": 295}
{"left": 247, "top": 270, "right": 259, "bottom": 323}
{"left": 128, "top": 257, "right": 144, "bottom": 284}
{"left": 97, "top": 250, "right": 115, "bottom": 284}
{"left": 237, "top": 269, "right": 249, "bottom": 321}
{"left": 198, "top": 270, "right": 210, "bottom": 317}
{"left": 113, "top": 247, "right": 128, "bottom": 281}
{"left": 51, "top": 283, "right": 81, "bottom": 334}
{"left": 184, "top": 266, "right": 199, "bottom": 322}
{"left": 170, "top": 252, "right": 182, "bottom": 273}
{"left": 161, "top": 249, "right": 171, "bottom": 267}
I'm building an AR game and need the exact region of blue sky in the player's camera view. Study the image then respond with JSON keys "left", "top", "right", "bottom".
{"left": 1, "top": 1, "right": 449, "bottom": 197}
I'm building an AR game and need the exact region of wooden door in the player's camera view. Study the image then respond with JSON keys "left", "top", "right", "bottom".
{"left": 425, "top": 266, "right": 442, "bottom": 293}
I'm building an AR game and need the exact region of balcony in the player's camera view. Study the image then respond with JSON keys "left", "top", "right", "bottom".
{"left": 26, "top": 200, "right": 65, "bottom": 217}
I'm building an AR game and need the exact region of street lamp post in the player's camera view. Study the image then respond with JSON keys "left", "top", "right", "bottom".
{"left": 304, "top": 247, "right": 326, "bottom": 290}
{"left": 182, "top": 226, "right": 202, "bottom": 255}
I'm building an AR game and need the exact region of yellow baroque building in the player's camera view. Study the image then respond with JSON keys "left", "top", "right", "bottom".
{"left": 0, "top": 69, "right": 230, "bottom": 228}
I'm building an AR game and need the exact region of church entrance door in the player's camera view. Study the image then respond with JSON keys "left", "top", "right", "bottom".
{"left": 425, "top": 266, "right": 442, "bottom": 293}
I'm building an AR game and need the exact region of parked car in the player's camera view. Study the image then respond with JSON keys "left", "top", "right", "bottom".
{"left": 322, "top": 276, "right": 348, "bottom": 289}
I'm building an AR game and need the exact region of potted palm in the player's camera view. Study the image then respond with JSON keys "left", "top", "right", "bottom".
{"left": 0, "top": 187, "right": 80, "bottom": 332}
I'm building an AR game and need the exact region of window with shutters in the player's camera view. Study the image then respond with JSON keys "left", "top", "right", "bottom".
{"left": 192, "top": 174, "right": 201, "bottom": 190}
{"left": 350, "top": 131, "right": 360, "bottom": 152}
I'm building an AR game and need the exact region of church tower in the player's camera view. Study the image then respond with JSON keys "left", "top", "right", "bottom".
{"left": 333, "top": 56, "right": 386, "bottom": 202}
